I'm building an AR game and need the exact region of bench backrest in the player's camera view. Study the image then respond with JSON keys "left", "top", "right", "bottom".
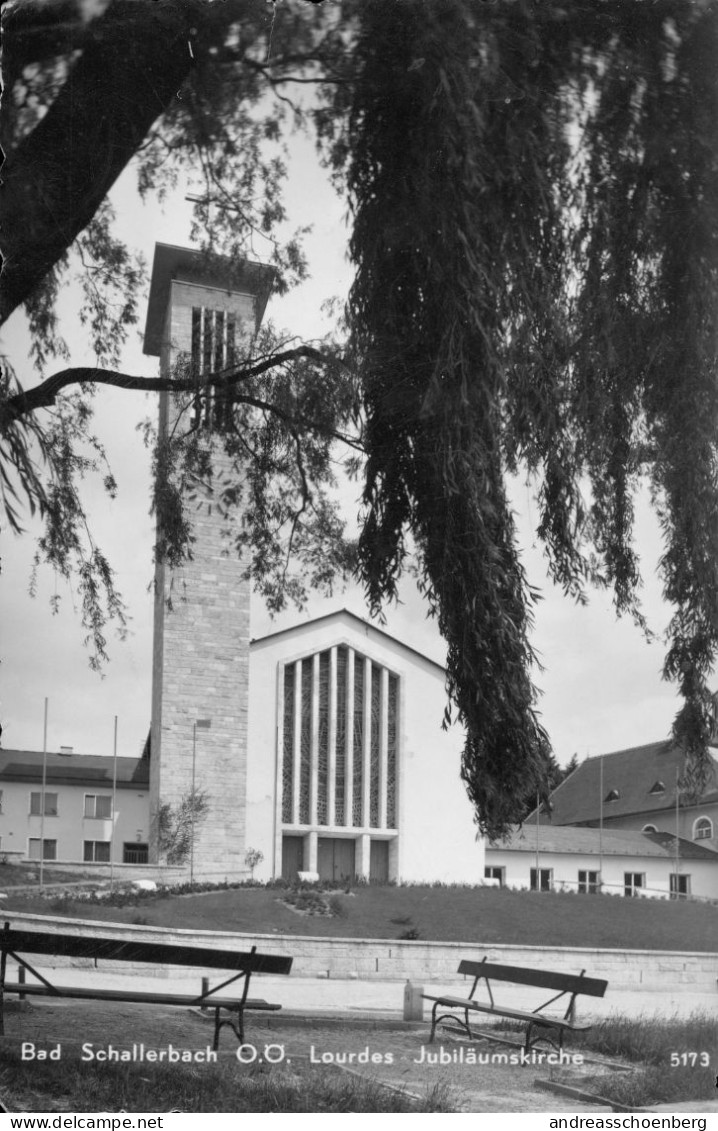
{"left": 0, "top": 924, "right": 292, "bottom": 977}
{"left": 458, "top": 959, "right": 607, "bottom": 998}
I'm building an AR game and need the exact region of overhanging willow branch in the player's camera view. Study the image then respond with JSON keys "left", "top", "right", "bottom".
{"left": 0, "top": 346, "right": 334, "bottom": 427}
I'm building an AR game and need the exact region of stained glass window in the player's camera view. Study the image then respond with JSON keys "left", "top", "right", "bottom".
{"left": 280, "top": 645, "right": 399, "bottom": 833}
{"left": 282, "top": 666, "right": 295, "bottom": 823}
{"left": 352, "top": 660, "right": 365, "bottom": 826}
{"left": 335, "top": 647, "right": 347, "bottom": 825}
{"left": 317, "top": 651, "right": 330, "bottom": 824}
{"left": 370, "top": 664, "right": 382, "bottom": 827}
{"left": 387, "top": 674, "right": 398, "bottom": 829}
{"left": 299, "top": 658, "right": 312, "bottom": 824}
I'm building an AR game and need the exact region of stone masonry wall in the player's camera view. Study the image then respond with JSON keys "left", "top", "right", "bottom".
{"left": 11, "top": 913, "right": 717, "bottom": 994}
{"left": 149, "top": 278, "right": 256, "bottom": 876}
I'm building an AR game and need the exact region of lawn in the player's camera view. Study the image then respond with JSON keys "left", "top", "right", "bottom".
{"left": 3, "top": 881, "right": 716, "bottom": 951}
{"left": 576, "top": 1012, "right": 718, "bottom": 1107}
{"left": 1, "top": 1000, "right": 713, "bottom": 1113}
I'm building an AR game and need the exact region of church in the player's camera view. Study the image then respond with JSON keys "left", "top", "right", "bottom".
{"left": 141, "top": 243, "right": 483, "bottom": 885}
{"left": 0, "top": 243, "right": 483, "bottom": 885}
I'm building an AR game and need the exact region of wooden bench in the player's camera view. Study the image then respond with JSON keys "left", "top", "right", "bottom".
{"left": 0, "top": 921, "right": 292, "bottom": 1050}
{"left": 423, "top": 959, "right": 607, "bottom": 1053}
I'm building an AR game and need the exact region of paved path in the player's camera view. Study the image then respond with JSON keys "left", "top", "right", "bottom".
{"left": 13, "top": 965, "right": 717, "bottom": 1023}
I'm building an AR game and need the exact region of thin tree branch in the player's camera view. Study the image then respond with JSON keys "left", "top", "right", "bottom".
{"left": 0, "top": 346, "right": 333, "bottom": 426}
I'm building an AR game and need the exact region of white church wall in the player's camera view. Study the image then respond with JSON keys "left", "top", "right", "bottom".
{"left": 246, "top": 611, "right": 484, "bottom": 885}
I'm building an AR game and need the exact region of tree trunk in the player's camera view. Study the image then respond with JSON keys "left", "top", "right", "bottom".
{"left": 1, "top": 0, "right": 211, "bottom": 326}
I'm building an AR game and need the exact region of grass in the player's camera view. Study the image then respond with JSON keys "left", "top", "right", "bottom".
{"left": 0, "top": 1050, "right": 455, "bottom": 1113}
{"left": 4, "top": 882, "right": 717, "bottom": 951}
{"left": 575, "top": 1012, "right": 717, "bottom": 1107}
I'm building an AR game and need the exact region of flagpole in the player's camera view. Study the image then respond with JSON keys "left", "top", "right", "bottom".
{"left": 598, "top": 756, "right": 604, "bottom": 891}
{"left": 39, "top": 698, "right": 48, "bottom": 890}
{"left": 674, "top": 768, "right": 680, "bottom": 895}
{"left": 110, "top": 716, "right": 118, "bottom": 891}
{"left": 535, "top": 789, "right": 540, "bottom": 891}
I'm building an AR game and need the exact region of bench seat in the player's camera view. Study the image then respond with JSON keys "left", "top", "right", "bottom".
{"left": 0, "top": 921, "right": 292, "bottom": 1050}
{"left": 423, "top": 960, "right": 607, "bottom": 1054}
{"left": 424, "top": 994, "right": 591, "bottom": 1030}
{"left": 4, "top": 981, "right": 281, "bottom": 1012}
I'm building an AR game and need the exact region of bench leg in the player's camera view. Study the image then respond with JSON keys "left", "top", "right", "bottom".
{"left": 524, "top": 1020, "right": 563, "bottom": 1057}
{"left": 213, "top": 1007, "right": 245, "bottom": 1052}
{"left": 429, "top": 1004, "right": 473, "bottom": 1044}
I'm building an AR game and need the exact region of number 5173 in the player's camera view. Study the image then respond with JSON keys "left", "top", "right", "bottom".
{"left": 670, "top": 1052, "right": 710, "bottom": 1067}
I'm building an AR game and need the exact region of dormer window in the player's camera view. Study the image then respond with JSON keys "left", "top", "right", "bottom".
{"left": 604, "top": 789, "right": 620, "bottom": 803}
{"left": 648, "top": 780, "right": 666, "bottom": 795}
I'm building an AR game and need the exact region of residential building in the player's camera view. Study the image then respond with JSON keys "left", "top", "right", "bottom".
{"left": 485, "top": 824, "right": 718, "bottom": 900}
{"left": 0, "top": 748, "right": 149, "bottom": 865}
{"left": 527, "top": 740, "right": 718, "bottom": 854}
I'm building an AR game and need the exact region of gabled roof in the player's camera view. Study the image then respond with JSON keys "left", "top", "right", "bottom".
{"left": 250, "top": 608, "right": 447, "bottom": 674}
{"left": 489, "top": 824, "right": 718, "bottom": 861}
{"left": 528, "top": 741, "right": 718, "bottom": 825}
{"left": 0, "top": 750, "right": 149, "bottom": 789}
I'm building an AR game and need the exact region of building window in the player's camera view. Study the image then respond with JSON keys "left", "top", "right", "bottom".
{"left": 648, "top": 780, "right": 665, "bottom": 795}
{"left": 191, "top": 306, "right": 236, "bottom": 429}
{"left": 624, "top": 872, "right": 644, "bottom": 897}
{"left": 123, "top": 843, "right": 149, "bottom": 865}
{"left": 693, "top": 817, "right": 713, "bottom": 840}
{"left": 578, "top": 870, "right": 600, "bottom": 894}
{"left": 604, "top": 789, "right": 620, "bottom": 803}
{"left": 669, "top": 873, "right": 690, "bottom": 899}
{"left": 530, "top": 868, "right": 553, "bottom": 892}
{"left": 29, "top": 792, "right": 58, "bottom": 817}
{"left": 484, "top": 866, "right": 505, "bottom": 886}
{"left": 28, "top": 839, "right": 57, "bottom": 861}
{"left": 83, "top": 841, "right": 111, "bottom": 863}
{"left": 642, "top": 824, "right": 658, "bottom": 833}
{"left": 0, "top": 790, "right": 3, "bottom": 813}
{"left": 84, "top": 795, "right": 113, "bottom": 819}
{"left": 281, "top": 645, "right": 399, "bottom": 833}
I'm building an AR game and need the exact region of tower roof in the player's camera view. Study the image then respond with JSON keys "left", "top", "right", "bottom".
{"left": 143, "top": 243, "right": 275, "bottom": 356}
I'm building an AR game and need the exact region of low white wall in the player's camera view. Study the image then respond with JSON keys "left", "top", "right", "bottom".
{"left": 8, "top": 912, "right": 717, "bottom": 994}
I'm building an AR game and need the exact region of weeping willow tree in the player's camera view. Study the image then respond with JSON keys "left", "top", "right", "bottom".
{"left": 327, "top": 0, "right": 718, "bottom": 834}
{"left": 3, "top": 0, "right": 717, "bottom": 837}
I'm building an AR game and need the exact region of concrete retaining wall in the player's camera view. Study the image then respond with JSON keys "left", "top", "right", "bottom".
{"left": 8, "top": 912, "right": 717, "bottom": 993}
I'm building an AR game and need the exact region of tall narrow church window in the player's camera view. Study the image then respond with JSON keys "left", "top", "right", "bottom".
{"left": 191, "top": 307, "right": 236, "bottom": 429}
{"left": 280, "top": 645, "right": 399, "bottom": 832}
{"left": 299, "top": 658, "right": 312, "bottom": 824}
{"left": 352, "top": 661, "right": 365, "bottom": 826}
{"left": 370, "top": 664, "right": 382, "bottom": 827}
{"left": 386, "top": 674, "right": 398, "bottom": 828}
{"left": 335, "top": 647, "right": 347, "bottom": 825}
{"left": 281, "top": 667, "right": 294, "bottom": 824}
{"left": 317, "top": 651, "right": 330, "bottom": 824}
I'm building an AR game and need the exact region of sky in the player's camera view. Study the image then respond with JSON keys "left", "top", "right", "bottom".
{"left": 0, "top": 96, "right": 693, "bottom": 770}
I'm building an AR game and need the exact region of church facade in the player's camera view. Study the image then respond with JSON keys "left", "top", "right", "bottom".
{"left": 141, "top": 244, "right": 483, "bottom": 884}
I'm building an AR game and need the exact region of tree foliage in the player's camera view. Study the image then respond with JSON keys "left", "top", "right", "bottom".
{"left": 155, "top": 789, "right": 209, "bottom": 866}
{"left": 330, "top": 0, "right": 718, "bottom": 831}
{"left": 1, "top": 0, "right": 717, "bottom": 835}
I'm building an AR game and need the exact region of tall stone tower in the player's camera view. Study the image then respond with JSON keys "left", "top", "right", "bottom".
{"left": 143, "top": 244, "right": 273, "bottom": 877}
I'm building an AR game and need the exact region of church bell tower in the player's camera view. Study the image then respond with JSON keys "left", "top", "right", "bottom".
{"left": 143, "top": 243, "right": 273, "bottom": 877}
